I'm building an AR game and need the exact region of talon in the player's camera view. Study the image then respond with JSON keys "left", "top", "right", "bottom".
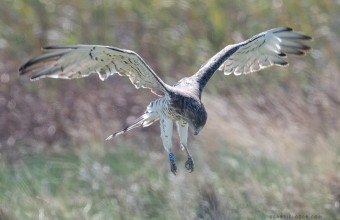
{"left": 170, "top": 160, "right": 177, "bottom": 175}
{"left": 185, "top": 156, "right": 194, "bottom": 173}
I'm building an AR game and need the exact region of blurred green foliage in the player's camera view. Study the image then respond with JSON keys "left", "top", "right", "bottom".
{"left": 0, "top": 141, "right": 339, "bottom": 219}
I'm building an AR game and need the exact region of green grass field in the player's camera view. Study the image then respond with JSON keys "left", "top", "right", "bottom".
{"left": 1, "top": 140, "right": 339, "bottom": 220}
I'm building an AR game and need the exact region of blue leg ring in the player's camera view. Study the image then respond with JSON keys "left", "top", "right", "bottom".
{"left": 169, "top": 152, "right": 175, "bottom": 162}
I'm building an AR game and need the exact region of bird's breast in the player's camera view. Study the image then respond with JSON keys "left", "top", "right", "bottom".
{"left": 168, "top": 94, "right": 201, "bottom": 122}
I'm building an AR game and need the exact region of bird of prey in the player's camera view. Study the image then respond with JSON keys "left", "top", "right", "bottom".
{"left": 19, "top": 27, "right": 311, "bottom": 175}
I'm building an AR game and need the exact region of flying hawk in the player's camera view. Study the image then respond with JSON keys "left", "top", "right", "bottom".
{"left": 19, "top": 27, "right": 311, "bottom": 175}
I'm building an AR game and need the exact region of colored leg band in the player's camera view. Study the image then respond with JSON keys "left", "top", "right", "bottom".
{"left": 169, "top": 152, "right": 175, "bottom": 162}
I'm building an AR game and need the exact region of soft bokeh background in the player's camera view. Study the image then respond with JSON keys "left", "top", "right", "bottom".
{"left": 0, "top": 0, "right": 339, "bottom": 219}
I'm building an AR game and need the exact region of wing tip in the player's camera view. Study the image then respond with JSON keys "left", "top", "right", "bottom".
{"left": 283, "top": 26, "right": 293, "bottom": 32}
{"left": 19, "top": 62, "right": 32, "bottom": 74}
{"left": 275, "top": 60, "right": 289, "bottom": 66}
{"left": 274, "top": 27, "right": 312, "bottom": 41}
{"left": 278, "top": 52, "right": 287, "bottom": 57}
{"left": 273, "top": 26, "right": 293, "bottom": 33}
{"left": 30, "top": 75, "right": 41, "bottom": 81}
{"left": 42, "top": 45, "right": 80, "bottom": 50}
{"left": 302, "top": 35, "right": 313, "bottom": 41}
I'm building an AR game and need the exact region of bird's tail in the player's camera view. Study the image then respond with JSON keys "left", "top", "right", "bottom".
{"left": 106, "top": 107, "right": 159, "bottom": 140}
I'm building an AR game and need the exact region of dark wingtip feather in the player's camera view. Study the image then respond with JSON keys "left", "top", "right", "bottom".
{"left": 30, "top": 75, "right": 41, "bottom": 81}
{"left": 42, "top": 46, "right": 54, "bottom": 50}
{"left": 281, "top": 48, "right": 306, "bottom": 56}
{"left": 293, "top": 50, "right": 306, "bottom": 56}
{"left": 284, "top": 26, "right": 293, "bottom": 31}
{"left": 274, "top": 26, "right": 293, "bottom": 33}
{"left": 274, "top": 27, "right": 312, "bottom": 42}
{"left": 43, "top": 45, "right": 68, "bottom": 50}
{"left": 19, "top": 49, "right": 69, "bottom": 76}
{"left": 301, "top": 35, "right": 312, "bottom": 40}
{"left": 18, "top": 65, "right": 25, "bottom": 74}
{"left": 43, "top": 45, "right": 83, "bottom": 50}
{"left": 278, "top": 52, "right": 287, "bottom": 57}
{"left": 275, "top": 60, "right": 289, "bottom": 66}
{"left": 19, "top": 63, "right": 34, "bottom": 75}
{"left": 293, "top": 44, "right": 311, "bottom": 51}
{"left": 300, "top": 44, "right": 311, "bottom": 51}
{"left": 292, "top": 34, "right": 312, "bottom": 41}
{"left": 19, "top": 60, "right": 33, "bottom": 74}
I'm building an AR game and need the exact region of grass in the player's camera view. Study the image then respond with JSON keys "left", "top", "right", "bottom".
{"left": 0, "top": 140, "right": 339, "bottom": 220}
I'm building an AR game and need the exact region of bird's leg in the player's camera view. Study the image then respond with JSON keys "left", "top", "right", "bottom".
{"left": 176, "top": 121, "right": 194, "bottom": 172}
{"left": 160, "top": 116, "right": 177, "bottom": 175}
{"left": 181, "top": 144, "right": 194, "bottom": 172}
{"left": 168, "top": 150, "right": 177, "bottom": 175}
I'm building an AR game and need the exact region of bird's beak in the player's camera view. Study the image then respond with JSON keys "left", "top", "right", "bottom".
{"left": 190, "top": 123, "right": 202, "bottom": 135}
{"left": 194, "top": 127, "right": 201, "bottom": 135}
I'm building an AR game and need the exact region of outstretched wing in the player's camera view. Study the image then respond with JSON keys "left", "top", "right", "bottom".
{"left": 218, "top": 27, "right": 312, "bottom": 75}
{"left": 19, "top": 45, "right": 169, "bottom": 96}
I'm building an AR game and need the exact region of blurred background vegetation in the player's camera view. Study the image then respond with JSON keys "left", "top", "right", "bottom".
{"left": 0, "top": 0, "right": 339, "bottom": 219}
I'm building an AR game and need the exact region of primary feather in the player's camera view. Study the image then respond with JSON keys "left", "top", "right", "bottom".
{"left": 218, "top": 27, "right": 311, "bottom": 75}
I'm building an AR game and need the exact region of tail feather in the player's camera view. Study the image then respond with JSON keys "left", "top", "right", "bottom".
{"left": 106, "top": 110, "right": 159, "bottom": 140}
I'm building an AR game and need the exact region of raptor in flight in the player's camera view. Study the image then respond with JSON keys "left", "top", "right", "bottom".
{"left": 19, "top": 27, "right": 311, "bottom": 175}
